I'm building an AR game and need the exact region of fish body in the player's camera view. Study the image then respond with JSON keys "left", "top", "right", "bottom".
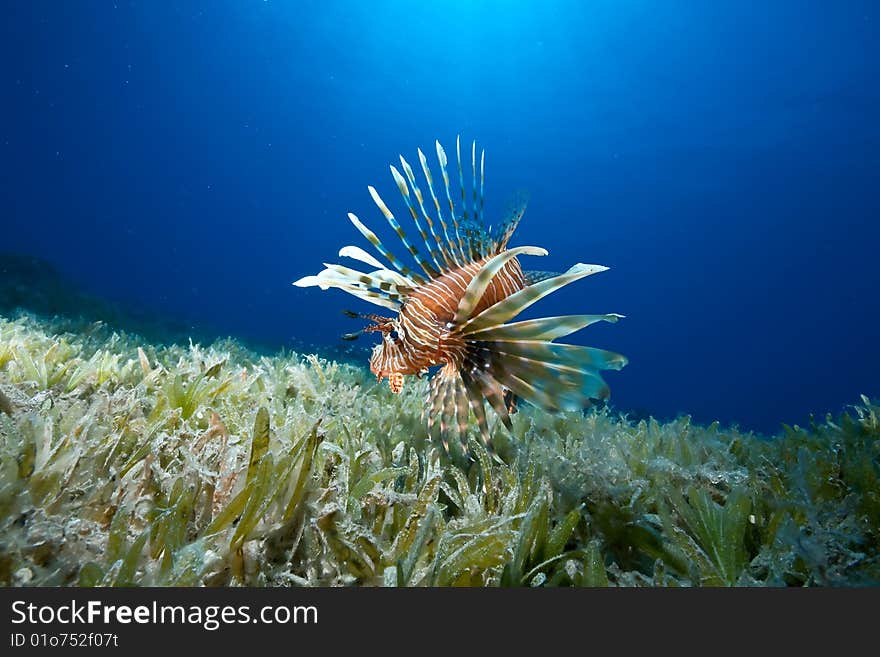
{"left": 370, "top": 256, "right": 526, "bottom": 380}
{"left": 294, "top": 137, "right": 626, "bottom": 452}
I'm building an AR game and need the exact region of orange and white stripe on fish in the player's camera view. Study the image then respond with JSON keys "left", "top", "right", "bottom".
{"left": 387, "top": 372, "right": 404, "bottom": 394}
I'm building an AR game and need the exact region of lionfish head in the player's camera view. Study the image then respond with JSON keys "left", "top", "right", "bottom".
{"left": 367, "top": 319, "right": 408, "bottom": 394}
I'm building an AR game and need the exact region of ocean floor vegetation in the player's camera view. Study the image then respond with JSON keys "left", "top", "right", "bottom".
{"left": 0, "top": 311, "right": 878, "bottom": 587}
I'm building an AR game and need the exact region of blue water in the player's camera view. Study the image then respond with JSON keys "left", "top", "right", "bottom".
{"left": 2, "top": 1, "right": 878, "bottom": 434}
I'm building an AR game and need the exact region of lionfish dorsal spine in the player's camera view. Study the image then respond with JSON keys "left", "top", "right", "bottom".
{"left": 455, "top": 136, "right": 478, "bottom": 261}
{"left": 417, "top": 147, "right": 461, "bottom": 268}
{"left": 456, "top": 135, "right": 468, "bottom": 224}
{"left": 367, "top": 184, "right": 438, "bottom": 279}
{"left": 479, "top": 147, "right": 485, "bottom": 230}
{"left": 471, "top": 139, "right": 479, "bottom": 227}
{"left": 398, "top": 154, "right": 453, "bottom": 272}
{"left": 346, "top": 212, "right": 425, "bottom": 286}
{"left": 389, "top": 164, "right": 446, "bottom": 274}
{"left": 434, "top": 141, "right": 464, "bottom": 262}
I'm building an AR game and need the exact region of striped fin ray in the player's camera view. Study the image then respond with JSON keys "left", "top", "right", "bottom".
{"left": 389, "top": 165, "right": 445, "bottom": 274}
{"left": 462, "top": 144, "right": 487, "bottom": 256}
{"left": 309, "top": 268, "right": 405, "bottom": 302}
{"left": 335, "top": 286, "right": 401, "bottom": 310}
{"left": 475, "top": 340, "right": 621, "bottom": 412}
{"left": 489, "top": 341, "right": 628, "bottom": 373}
{"left": 320, "top": 263, "right": 413, "bottom": 296}
{"left": 418, "top": 147, "right": 461, "bottom": 267}
{"left": 452, "top": 373, "right": 470, "bottom": 451}
{"left": 456, "top": 136, "right": 468, "bottom": 220}
{"left": 479, "top": 148, "right": 485, "bottom": 236}
{"left": 425, "top": 373, "right": 447, "bottom": 451}
{"left": 460, "top": 371, "right": 493, "bottom": 449}
{"left": 455, "top": 136, "right": 475, "bottom": 260}
{"left": 347, "top": 212, "right": 425, "bottom": 286}
{"left": 425, "top": 356, "right": 512, "bottom": 452}
{"left": 399, "top": 155, "right": 452, "bottom": 272}
{"left": 471, "top": 140, "right": 478, "bottom": 231}
{"left": 523, "top": 270, "right": 560, "bottom": 286}
{"left": 465, "top": 314, "right": 624, "bottom": 342}
{"left": 426, "top": 364, "right": 470, "bottom": 454}
{"left": 368, "top": 185, "right": 438, "bottom": 279}
{"left": 426, "top": 368, "right": 454, "bottom": 437}
{"left": 462, "top": 345, "right": 513, "bottom": 432}
{"left": 462, "top": 139, "right": 491, "bottom": 259}
{"left": 436, "top": 141, "right": 467, "bottom": 262}
{"left": 458, "top": 263, "right": 608, "bottom": 335}
{"left": 425, "top": 374, "right": 445, "bottom": 427}
{"left": 497, "top": 370, "right": 559, "bottom": 411}
{"left": 292, "top": 273, "right": 401, "bottom": 311}
{"left": 339, "top": 245, "right": 385, "bottom": 270}
{"left": 454, "top": 140, "right": 489, "bottom": 260}
{"left": 452, "top": 246, "right": 548, "bottom": 326}
{"left": 495, "top": 192, "right": 528, "bottom": 251}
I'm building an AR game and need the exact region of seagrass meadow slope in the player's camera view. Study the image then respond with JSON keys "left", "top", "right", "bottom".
{"left": 0, "top": 312, "right": 878, "bottom": 586}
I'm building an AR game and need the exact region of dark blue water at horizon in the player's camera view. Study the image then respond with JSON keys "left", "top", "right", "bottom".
{"left": 2, "top": 1, "right": 878, "bottom": 434}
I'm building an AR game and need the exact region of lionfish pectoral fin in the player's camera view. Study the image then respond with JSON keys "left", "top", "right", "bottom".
{"left": 467, "top": 338, "right": 627, "bottom": 414}
{"left": 452, "top": 246, "right": 548, "bottom": 326}
{"left": 457, "top": 263, "right": 611, "bottom": 336}
{"left": 523, "top": 270, "right": 561, "bottom": 286}
{"left": 292, "top": 269, "right": 402, "bottom": 311}
{"left": 463, "top": 314, "right": 624, "bottom": 342}
{"left": 453, "top": 260, "right": 627, "bottom": 425}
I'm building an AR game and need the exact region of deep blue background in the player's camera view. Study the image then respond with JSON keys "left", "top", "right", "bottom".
{"left": 2, "top": 1, "right": 878, "bottom": 433}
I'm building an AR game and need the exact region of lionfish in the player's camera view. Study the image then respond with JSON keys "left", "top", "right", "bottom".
{"left": 294, "top": 137, "right": 627, "bottom": 452}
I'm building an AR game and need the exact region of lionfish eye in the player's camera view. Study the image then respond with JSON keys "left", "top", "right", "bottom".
{"left": 389, "top": 330, "right": 399, "bottom": 341}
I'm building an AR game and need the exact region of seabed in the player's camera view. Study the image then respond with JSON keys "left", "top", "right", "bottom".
{"left": 0, "top": 311, "right": 877, "bottom": 587}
